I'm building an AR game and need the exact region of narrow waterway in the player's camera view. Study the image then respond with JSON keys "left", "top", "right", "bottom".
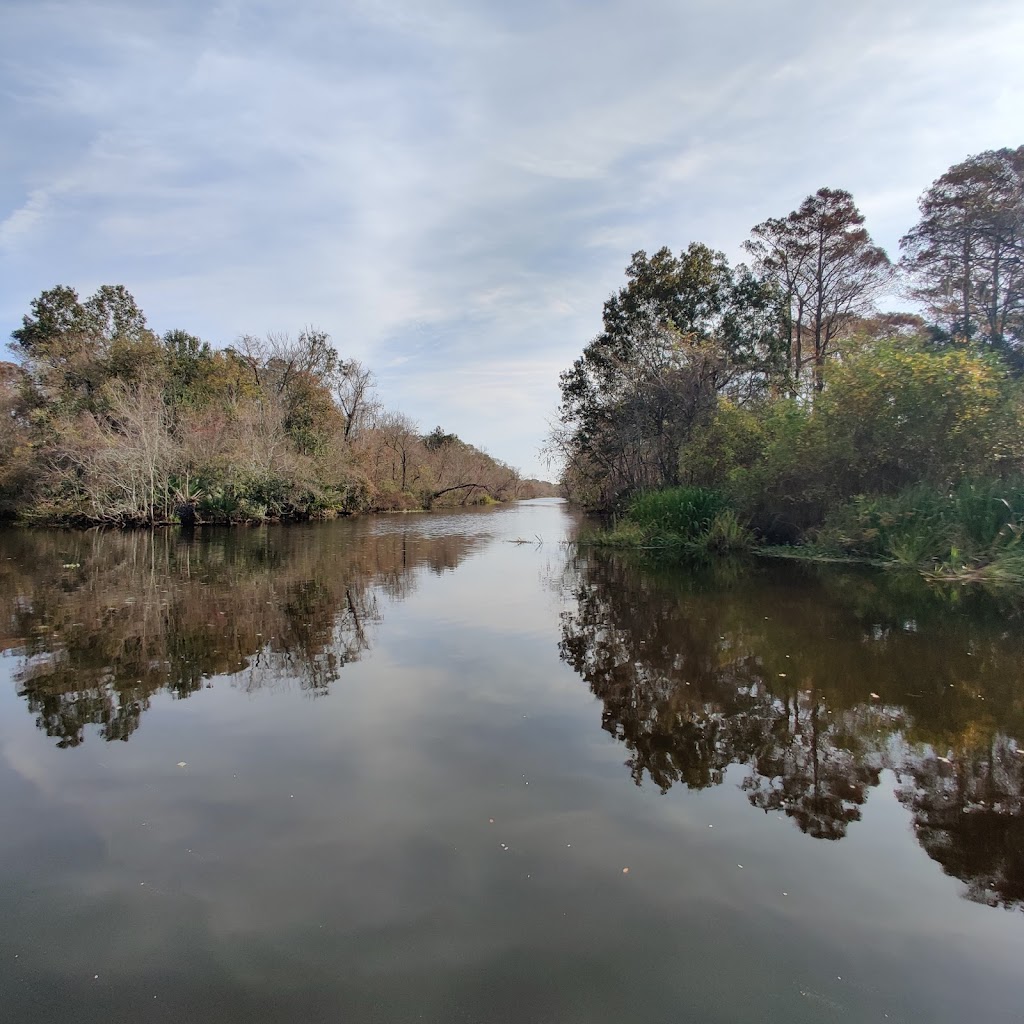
{"left": 1, "top": 499, "right": 1022, "bottom": 1023}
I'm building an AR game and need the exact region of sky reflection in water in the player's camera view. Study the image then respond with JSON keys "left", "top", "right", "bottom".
{"left": 1, "top": 500, "right": 1022, "bottom": 1023}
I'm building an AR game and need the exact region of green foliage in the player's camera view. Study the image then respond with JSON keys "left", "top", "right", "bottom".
{"left": 576, "top": 520, "right": 648, "bottom": 548}
{"left": 720, "top": 400, "right": 833, "bottom": 541}
{"left": 11, "top": 285, "right": 89, "bottom": 355}
{"left": 554, "top": 243, "right": 784, "bottom": 507}
{"left": 699, "top": 510, "right": 753, "bottom": 553}
{"left": 556, "top": 149, "right": 1024, "bottom": 589}
{"left": 423, "top": 426, "right": 460, "bottom": 451}
{"left": 674, "top": 342, "right": 1024, "bottom": 545}
{"left": 680, "top": 399, "right": 766, "bottom": 487}
{"left": 815, "top": 342, "right": 1022, "bottom": 492}
{"left": 815, "top": 480, "right": 1024, "bottom": 573}
{"left": 579, "top": 487, "right": 743, "bottom": 550}
{"left": 627, "top": 487, "right": 728, "bottom": 542}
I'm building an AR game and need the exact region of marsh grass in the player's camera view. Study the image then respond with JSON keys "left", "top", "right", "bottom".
{"left": 575, "top": 488, "right": 753, "bottom": 554}
{"left": 814, "top": 479, "right": 1024, "bottom": 583}
{"left": 627, "top": 487, "right": 727, "bottom": 541}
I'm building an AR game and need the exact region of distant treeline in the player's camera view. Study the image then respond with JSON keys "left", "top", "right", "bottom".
{"left": 551, "top": 146, "right": 1024, "bottom": 581}
{"left": 0, "top": 287, "right": 558, "bottom": 525}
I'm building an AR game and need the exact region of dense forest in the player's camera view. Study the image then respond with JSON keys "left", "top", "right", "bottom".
{"left": 0, "top": 288, "right": 556, "bottom": 525}
{"left": 551, "top": 146, "right": 1024, "bottom": 581}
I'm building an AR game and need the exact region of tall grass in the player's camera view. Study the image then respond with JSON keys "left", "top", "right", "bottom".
{"left": 627, "top": 487, "right": 727, "bottom": 542}
{"left": 815, "top": 479, "right": 1024, "bottom": 575}
{"left": 578, "top": 487, "right": 752, "bottom": 552}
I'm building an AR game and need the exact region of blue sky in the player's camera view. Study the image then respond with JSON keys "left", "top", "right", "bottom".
{"left": 2, "top": 0, "right": 1022, "bottom": 477}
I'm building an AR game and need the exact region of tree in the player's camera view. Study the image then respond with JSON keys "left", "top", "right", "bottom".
{"left": 746, "top": 188, "right": 892, "bottom": 392}
{"left": 0, "top": 361, "right": 34, "bottom": 516}
{"left": 335, "top": 358, "right": 377, "bottom": 441}
{"left": 374, "top": 411, "right": 420, "bottom": 494}
{"left": 899, "top": 147, "right": 1024, "bottom": 354}
{"left": 231, "top": 329, "right": 344, "bottom": 457}
{"left": 554, "top": 243, "right": 781, "bottom": 506}
{"left": 231, "top": 328, "right": 339, "bottom": 398}
{"left": 10, "top": 284, "right": 159, "bottom": 415}
{"left": 2, "top": 284, "right": 535, "bottom": 522}
{"left": 162, "top": 329, "right": 214, "bottom": 412}
{"left": 423, "top": 426, "right": 459, "bottom": 451}
{"left": 10, "top": 285, "right": 89, "bottom": 357}
{"left": 81, "top": 284, "right": 149, "bottom": 344}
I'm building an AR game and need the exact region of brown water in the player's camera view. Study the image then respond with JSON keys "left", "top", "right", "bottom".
{"left": 1, "top": 499, "right": 1022, "bottom": 1023}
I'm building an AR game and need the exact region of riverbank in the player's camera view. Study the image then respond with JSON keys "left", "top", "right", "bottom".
{"left": 0, "top": 489, "right": 564, "bottom": 530}
{"left": 575, "top": 484, "right": 1024, "bottom": 592}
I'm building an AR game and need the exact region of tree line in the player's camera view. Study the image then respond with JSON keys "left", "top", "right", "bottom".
{"left": 0, "top": 286, "right": 557, "bottom": 525}
{"left": 551, "top": 145, "right": 1024, "bottom": 570}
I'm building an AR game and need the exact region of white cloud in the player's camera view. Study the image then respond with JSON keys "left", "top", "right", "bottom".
{"left": 0, "top": 188, "right": 50, "bottom": 250}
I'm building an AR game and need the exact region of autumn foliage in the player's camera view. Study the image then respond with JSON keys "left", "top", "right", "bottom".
{"left": 3, "top": 287, "right": 550, "bottom": 525}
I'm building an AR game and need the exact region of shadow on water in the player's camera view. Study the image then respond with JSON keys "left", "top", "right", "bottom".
{"left": 558, "top": 547, "right": 1024, "bottom": 909}
{"left": 0, "top": 522, "right": 486, "bottom": 748}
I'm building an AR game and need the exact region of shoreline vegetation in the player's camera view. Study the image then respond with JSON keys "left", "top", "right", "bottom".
{"left": 551, "top": 145, "right": 1024, "bottom": 592}
{"left": 0, "top": 287, "right": 558, "bottom": 528}
{"left": 574, "top": 483, "right": 1024, "bottom": 591}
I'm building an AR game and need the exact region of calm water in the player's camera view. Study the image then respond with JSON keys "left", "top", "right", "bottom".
{"left": 1, "top": 499, "right": 1022, "bottom": 1023}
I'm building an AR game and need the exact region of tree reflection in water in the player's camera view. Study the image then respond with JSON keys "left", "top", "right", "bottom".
{"left": 899, "top": 738, "right": 1024, "bottom": 909}
{"left": 0, "top": 524, "right": 483, "bottom": 748}
{"left": 559, "top": 547, "right": 1024, "bottom": 906}
{"left": 4, "top": 527, "right": 1024, "bottom": 911}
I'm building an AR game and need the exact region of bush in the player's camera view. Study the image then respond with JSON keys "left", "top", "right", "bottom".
{"left": 816, "top": 343, "right": 1023, "bottom": 493}
{"left": 722, "top": 401, "right": 833, "bottom": 542}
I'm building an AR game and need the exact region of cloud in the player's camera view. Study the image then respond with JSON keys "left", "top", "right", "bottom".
{"left": 0, "top": 188, "right": 50, "bottom": 250}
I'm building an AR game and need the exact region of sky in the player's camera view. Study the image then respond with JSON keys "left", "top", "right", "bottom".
{"left": 2, "top": 0, "right": 1023, "bottom": 478}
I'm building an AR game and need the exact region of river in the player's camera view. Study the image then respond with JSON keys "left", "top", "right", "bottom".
{"left": 1, "top": 498, "right": 1021, "bottom": 1023}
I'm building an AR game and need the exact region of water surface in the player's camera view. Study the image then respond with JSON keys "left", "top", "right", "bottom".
{"left": 1, "top": 500, "right": 1022, "bottom": 1022}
